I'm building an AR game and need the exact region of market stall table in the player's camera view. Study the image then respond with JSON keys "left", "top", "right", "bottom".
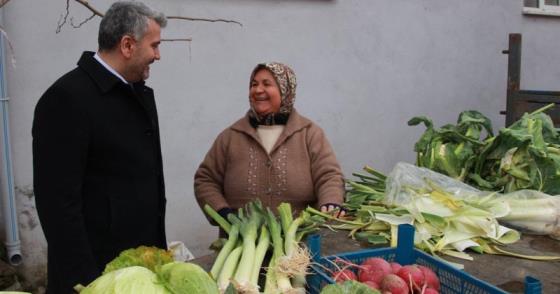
{"left": 192, "top": 229, "right": 560, "bottom": 293}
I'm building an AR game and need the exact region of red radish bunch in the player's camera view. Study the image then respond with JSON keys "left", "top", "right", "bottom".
{"left": 423, "top": 288, "right": 439, "bottom": 294}
{"left": 359, "top": 258, "right": 393, "bottom": 285}
{"left": 418, "top": 265, "right": 440, "bottom": 291}
{"left": 380, "top": 274, "right": 409, "bottom": 294}
{"left": 329, "top": 257, "right": 441, "bottom": 294}
{"left": 362, "top": 280, "right": 380, "bottom": 290}
{"left": 396, "top": 265, "right": 425, "bottom": 291}
{"left": 333, "top": 269, "right": 357, "bottom": 283}
{"left": 390, "top": 262, "right": 402, "bottom": 274}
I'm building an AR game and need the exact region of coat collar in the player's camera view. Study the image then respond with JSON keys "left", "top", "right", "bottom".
{"left": 231, "top": 109, "right": 312, "bottom": 153}
{"left": 77, "top": 51, "right": 147, "bottom": 93}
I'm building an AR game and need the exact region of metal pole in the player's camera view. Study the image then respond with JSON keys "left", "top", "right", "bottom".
{"left": 0, "top": 12, "right": 22, "bottom": 266}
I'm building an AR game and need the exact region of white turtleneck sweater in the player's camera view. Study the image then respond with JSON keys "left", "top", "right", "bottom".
{"left": 256, "top": 125, "right": 285, "bottom": 154}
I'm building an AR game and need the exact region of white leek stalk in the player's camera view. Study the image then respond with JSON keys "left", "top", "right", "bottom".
{"left": 217, "top": 245, "right": 243, "bottom": 291}
{"left": 210, "top": 223, "right": 239, "bottom": 279}
{"left": 233, "top": 206, "right": 261, "bottom": 292}
{"left": 266, "top": 209, "right": 293, "bottom": 292}
{"left": 249, "top": 225, "right": 270, "bottom": 288}
{"left": 497, "top": 196, "right": 560, "bottom": 239}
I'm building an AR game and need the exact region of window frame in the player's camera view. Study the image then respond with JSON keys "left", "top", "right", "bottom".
{"left": 523, "top": 0, "right": 560, "bottom": 16}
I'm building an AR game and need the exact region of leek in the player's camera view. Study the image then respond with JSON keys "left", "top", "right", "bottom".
{"left": 263, "top": 258, "right": 277, "bottom": 294}
{"left": 249, "top": 225, "right": 270, "bottom": 287}
{"left": 314, "top": 163, "right": 560, "bottom": 264}
{"left": 265, "top": 208, "right": 293, "bottom": 292}
{"left": 210, "top": 223, "right": 239, "bottom": 279}
{"left": 233, "top": 204, "right": 261, "bottom": 292}
{"left": 278, "top": 205, "right": 311, "bottom": 290}
{"left": 204, "top": 204, "right": 231, "bottom": 234}
{"left": 205, "top": 201, "right": 317, "bottom": 293}
{"left": 277, "top": 203, "right": 293, "bottom": 238}
{"left": 217, "top": 245, "right": 243, "bottom": 291}
{"left": 483, "top": 193, "right": 560, "bottom": 238}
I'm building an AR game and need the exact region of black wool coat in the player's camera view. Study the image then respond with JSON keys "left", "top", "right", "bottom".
{"left": 32, "top": 51, "right": 167, "bottom": 294}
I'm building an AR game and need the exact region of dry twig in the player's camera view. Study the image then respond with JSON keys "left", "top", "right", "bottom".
{"left": 167, "top": 16, "right": 242, "bottom": 27}
{"left": 74, "top": 0, "right": 103, "bottom": 17}
{"left": 57, "top": 0, "right": 242, "bottom": 34}
{"left": 161, "top": 38, "right": 193, "bottom": 42}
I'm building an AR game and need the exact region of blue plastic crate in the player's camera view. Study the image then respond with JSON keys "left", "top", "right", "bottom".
{"left": 306, "top": 224, "right": 541, "bottom": 294}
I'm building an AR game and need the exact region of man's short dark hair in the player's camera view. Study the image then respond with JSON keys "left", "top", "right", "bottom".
{"left": 98, "top": 1, "right": 167, "bottom": 51}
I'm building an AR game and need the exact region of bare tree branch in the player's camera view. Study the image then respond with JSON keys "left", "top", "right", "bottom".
{"left": 167, "top": 16, "right": 242, "bottom": 27}
{"left": 74, "top": 0, "right": 103, "bottom": 17}
{"left": 73, "top": 0, "right": 242, "bottom": 26}
{"left": 71, "top": 13, "right": 96, "bottom": 29}
{"left": 56, "top": 0, "right": 241, "bottom": 44}
{"left": 56, "top": 0, "right": 71, "bottom": 33}
{"left": 162, "top": 38, "right": 192, "bottom": 42}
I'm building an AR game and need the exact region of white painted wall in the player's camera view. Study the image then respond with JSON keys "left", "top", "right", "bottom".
{"left": 1, "top": 0, "right": 559, "bottom": 290}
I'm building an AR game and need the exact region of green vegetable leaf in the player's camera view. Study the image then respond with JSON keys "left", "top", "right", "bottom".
{"left": 320, "top": 280, "right": 381, "bottom": 294}
{"left": 103, "top": 246, "right": 174, "bottom": 275}
{"left": 158, "top": 262, "right": 220, "bottom": 294}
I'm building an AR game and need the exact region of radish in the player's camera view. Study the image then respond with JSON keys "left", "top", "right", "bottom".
{"left": 362, "top": 280, "right": 380, "bottom": 290}
{"left": 418, "top": 265, "right": 440, "bottom": 291}
{"left": 359, "top": 257, "right": 392, "bottom": 284}
{"left": 358, "top": 264, "right": 390, "bottom": 284}
{"left": 423, "top": 288, "right": 439, "bottom": 294}
{"left": 390, "top": 262, "right": 402, "bottom": 274}
{"left": 333, "top": 269, "right": 357, "bottom": 283}
{"left": 396, "top": 265, "right": 425, "bottom": 290}
{"left": 380, "top": 274, "right": 409, "bottom": 294}
{"left": 362, "top": 257, "right": 392, "bottom": 273}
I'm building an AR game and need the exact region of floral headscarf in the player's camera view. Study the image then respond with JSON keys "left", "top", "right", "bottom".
{"left": 248, "top": 62, "right": 297, "bottom": 126}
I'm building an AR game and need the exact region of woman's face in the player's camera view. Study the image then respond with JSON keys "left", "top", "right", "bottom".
{"left": 250, "top": 69, "right": 282, "bottom": 116}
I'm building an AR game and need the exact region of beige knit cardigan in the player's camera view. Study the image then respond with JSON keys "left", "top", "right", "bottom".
{"left": 194, "top": 110, "right": 345, "bottom": 218}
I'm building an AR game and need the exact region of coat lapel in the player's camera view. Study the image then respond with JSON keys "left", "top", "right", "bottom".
{"left": 78, "top": 52, "right": 156, "bottom": 122}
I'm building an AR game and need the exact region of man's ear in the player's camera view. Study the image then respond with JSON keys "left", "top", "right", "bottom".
{"left": 119, "top": 35, "right": 135, "bottom": 59}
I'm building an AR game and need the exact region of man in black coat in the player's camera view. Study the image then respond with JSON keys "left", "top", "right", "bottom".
{"left": 32, "top": 2, "right": 168, "bottom": 293}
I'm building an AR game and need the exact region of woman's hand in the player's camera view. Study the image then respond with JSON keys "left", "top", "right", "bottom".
{"left": 320, "top": 203, "right": 346, "bottom": 218}
{"left": 218, "top": 207, "right": 235, "bottom": 220}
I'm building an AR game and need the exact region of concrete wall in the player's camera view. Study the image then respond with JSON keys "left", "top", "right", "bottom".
{"left": 1, "top": 0, "right": 559, "bottom": 290}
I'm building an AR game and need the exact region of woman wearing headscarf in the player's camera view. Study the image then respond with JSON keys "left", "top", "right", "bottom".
{"left": 194, "top": 62, "right": 345, "bottom": 222}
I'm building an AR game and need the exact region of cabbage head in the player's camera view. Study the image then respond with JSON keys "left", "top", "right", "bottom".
{"left": 157, "top": 262, "right": 219, "bottom": 294}
{"left": 79, "top": 266, "right": 168, "bottom": 294}
{"left": 320, "top": 280, "right": 380, "bottom": 294}
{"left": 103, "top": 245, "right": 174, "bottom": 274}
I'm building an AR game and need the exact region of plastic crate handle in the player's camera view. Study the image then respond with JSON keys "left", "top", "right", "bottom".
{"left": 525, "top": 276, "right": 542, "bottom": 294}
{"left": 395, "top": 224, "right": 415, "bottom": 265}
{"left": 307, "top": 234, "right": 321, "bottom": 263}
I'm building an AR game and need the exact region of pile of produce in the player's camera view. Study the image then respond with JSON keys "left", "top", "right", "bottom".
{"left": 298, "top": 106, "right": 560, "bottom": 293}
{"left": 71, "top": 106, "right": 560, "bottom": 294}
{"left": 324, "top": 257, "right": 440, "bottom": 294}
{"left": 204, "top": 201, "right": 322, "bottom": 294}
{"left": 307, "top": 162, "right": 560, "bottom": 265}
{"left": 74, "top": 246, "right": 219, "bottom": 294}
{"left": 409, "top": 103, "right": 560, "bottom": 194}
